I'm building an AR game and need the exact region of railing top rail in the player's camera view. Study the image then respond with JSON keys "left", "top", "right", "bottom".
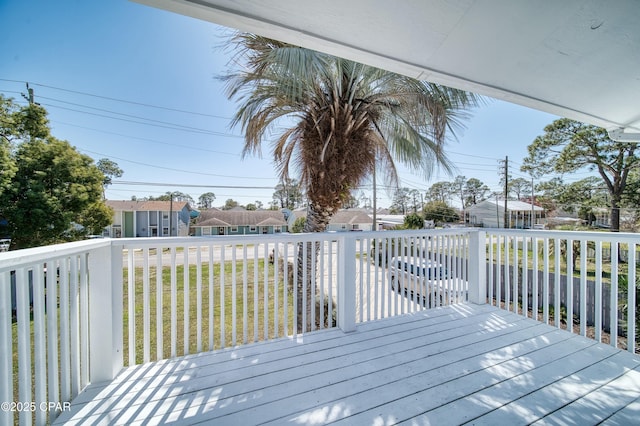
{"left": 113, "top": 228, "right": 475, "bottom": 249}
{"left": 483, "top": 227, "right": 640, "bottom": 243}
{"left": 0, "top": 238, "right": 111, "bottom": 271}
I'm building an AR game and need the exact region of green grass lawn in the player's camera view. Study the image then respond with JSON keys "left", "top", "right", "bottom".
{"left": 122, "top": 258, "right": 295, "bottom": 365}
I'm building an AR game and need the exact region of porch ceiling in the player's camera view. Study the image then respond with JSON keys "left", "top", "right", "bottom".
{"left": 135, "top": 0, "right": 640, "bottom": 135}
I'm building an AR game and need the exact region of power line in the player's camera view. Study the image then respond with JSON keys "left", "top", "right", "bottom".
{"left": 112, "top": 180, "right": 275, "bottom": 190}
{"left": 79, "top": 149, "right": 274, "bottom": 180}
{"left": 55, "top": 121, "right": 240, "bottom": 157}
{"left": 0, "top": 78, "right": 234, "bottom": 120}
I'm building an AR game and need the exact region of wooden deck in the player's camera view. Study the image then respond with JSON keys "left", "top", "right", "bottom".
{"left": 54, "top": 303, "right": 640, "bottom": 425}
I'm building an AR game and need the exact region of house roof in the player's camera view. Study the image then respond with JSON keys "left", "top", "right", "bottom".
{"left": 139, "top": 1, "right": 640, "bottom": 136}
{"left": 471, "top": 200, "right": 544, "bottom": 212}
{"left": 194, "top": 210, "right": 287, "bottom": 227}
{"left": 106, "top": 200, "right": 189, "bottom": 211}
{"left": 295, "top": 210, "right": 373, "bottom": 225}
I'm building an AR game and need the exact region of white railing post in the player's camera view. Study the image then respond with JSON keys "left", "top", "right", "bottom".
{"left": 338, "top": 234, "right": 356, "bottom": 332}
{"left": 88, "top": 243, "right": 123, "bottom": 383}
{"left": 468, "top": 230, "right": 487, "bottom": 304}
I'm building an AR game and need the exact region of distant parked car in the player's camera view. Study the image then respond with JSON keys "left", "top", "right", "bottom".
{"left": 389, "top": 256, "right": 448, "bottom": 306}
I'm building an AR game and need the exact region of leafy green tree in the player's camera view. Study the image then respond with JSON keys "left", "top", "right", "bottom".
{"left": 291, "top": 216, "right": 306, "bottom": 233}
{"left": 508, "top": 177, "right": 531, "bottom": 200}
{"left": 198, "top": 192, "right": 217, "bottom": 209}
{"left": 224, "top": 33, "right": 477, "bottom": 331}
{"left": 245, "top": 203, "right": 257, "bottom": 211}
{"left": 2, "top": 138, "right": 109, "bottom": 248}
{"left": 391, "top": 187, "right": 411, "bottom": 214}
{"left": 96, "top": 158, "right": 123, "bottom": 187}
{"left": 426, "top": 181, "right": 453, "bottom": 204}
{"left": 403, "top": 212, "right": 424, "bottom": 229}
{"left": 423, "top": 201, "right": 459, "bottom": 224}
{"left": 273, "top": 178, "right": 303, "bottom": 210}
{"left": 222, "top": 198, "right": 239, "bottom": 210}
{"left": 149, "top": 191, "right": 194, "bottom": 205}
{"left": 522, "top": 118, "right": 639, "bottom": 231}
{"left": 0, "top": 96, "right": 111, "bottom": 248}
{"left": 464, "top": 178, "right": 489, "bottom": 206}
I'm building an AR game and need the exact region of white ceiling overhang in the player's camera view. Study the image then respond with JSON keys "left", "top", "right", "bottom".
{"left": 136, "top": 0, "right": 640, "bottom": 137}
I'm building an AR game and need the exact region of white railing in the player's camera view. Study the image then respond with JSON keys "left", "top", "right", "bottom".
{"left": 1, "top": 227, "right": 638, "bottom": 425}
{"left": 485, "top": 229, "right": 638, "bottom": 354}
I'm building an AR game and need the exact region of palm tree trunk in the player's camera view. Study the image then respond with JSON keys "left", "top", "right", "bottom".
{"left": 296, "top": 202, "right": 335, "bottom": 333}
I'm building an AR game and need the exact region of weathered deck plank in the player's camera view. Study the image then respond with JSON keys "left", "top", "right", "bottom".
{"left": 54, "top": 304, "right": 640, "bottom": 425}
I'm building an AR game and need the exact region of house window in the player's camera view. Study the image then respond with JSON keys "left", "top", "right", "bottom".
{"left": 353, "top": 224, "right": 360, "bottom": 230}
{"left": 231, "top": 226, "right": 238, "bottom": 233}
{"left": 163, "top": 227, "right": 169, "bottom": 236}
{"left": 341, "top": 225, "right": 346, "bottom": 230}
{"left": 274, "top": 226, "right": 280, "bottom": 233}
{"left": 202, "top": 227, "right": 211, "bottom": 236}
{"left": 111, "top": 225, "right": 121, "bottom": 238}
{"left": 249, "top": 226, "right": 257, "bottom": 232}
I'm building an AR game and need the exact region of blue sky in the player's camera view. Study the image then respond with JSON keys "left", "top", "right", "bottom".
{"left": 1, "top": 0, "right": 576, "bottom": 209}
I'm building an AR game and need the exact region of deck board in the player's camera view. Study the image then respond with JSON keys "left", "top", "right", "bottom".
{"left": 54, "top": 304, "right": 640, "bottom": 425}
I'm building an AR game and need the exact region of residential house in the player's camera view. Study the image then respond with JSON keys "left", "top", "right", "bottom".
{"left": 467, "top": 199, "right": 544, "bottom": 229}
{"left": 293, "top": 209, "right": 374, "bottom": 232}
{"left": 105, "top": 200, "right": 193, "bottom": 237}
{"left": 192, "top": 209, "right": 288, "bottom": 236}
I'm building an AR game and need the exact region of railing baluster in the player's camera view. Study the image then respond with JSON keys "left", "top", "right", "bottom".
{"left": 283, "top": 242, "right": 289, "bottom": 337}
{"left": 273, "top": 243, "right": 279, "bottom": 336}
{"left": 543, "top": 238, "right": 549, "bottom": 324}
{"left": 46, "top": 261, "right": 58, "bottom": 424}
{"left": 253, "top": 244, "right": 259, "bottom": 342}
{"left": 580, "top": 239, "right": 587, "bottom": 336}
{"left": 627, "top": 243, "right": 636, "bottom": 354}
{"left": 522, "top": 236, "right": 528, "bottom": 318}
{"left": 0, "top": 271, "right": 12, "bottom": 426}
{"left": 554, "top": 237, "right": 561, "bottom": 328}
{"left": 532, "top": 236, "right": 539, "bottom": 319}
{"left": 79, "top": 254, "right": 89, "bottom": 389}
{"left": 127, "top": 250, "right": 135, "bottom": 365}
{"left": 263, "top": 243, "right": 269, "bottom": 338}
{"left": 232, "top": 245, "right": 237, "bottom": 345}
{"left": 196, "top": 246, "right": 203, "bottom": 352}
{"left": 610, "top": 240, "right": 618, "bottom": 348}
{"left": 156, "top": 247, "right": 163, "bottom": 359}
{"left": 242, "top": 245, "right": 248, "bottom": 344}
{"left": 319, "top": 240, "right": 325, "bottom": 328}
{"left": 17, "top": 268, "right": 32, "bottom": 426}
{"left": 488, "top": 234, "right": 494, "bottom": 306}
{"left": 60, "top": 259, "right": 70, "bottom": 401}
{"left": 33, "top": 263, "right": 46, "bottom": 426}
{"left": 170, "top": 247, "right": 177, "bottom": 358}
{"left": 595, "top": 240, "right": 603, "bottom": 342}
{"left": 184, "top": 246, "right": 190, "bottom": 355}
{"left": 142, "top": 248, "right": 150, "bottom": 363}
{"left": 567, "top": 239, "right": 573, "bottom": 330}
{"left": 219, "top": 246, "right": 225, "bottom": 349}
{"left": 504, "top": 236, "right": 510, "bottom": 312}
{"left": 358, "top": 238, "right": 364, "bottom": 322}
{"left": 513, "top": 236, "right": 518, "bottom": 315}
{"left": 69, "top": 256, "right": 80, "bottom": 396}
{"left": 208, "top": 244, "right": 215, "bottom": 351}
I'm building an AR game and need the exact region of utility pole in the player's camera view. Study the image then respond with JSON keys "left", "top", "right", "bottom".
{"left": 503, "top": 156, "right": 509, "bottom": 229}
{"left": 21, "top": 82, "right": 35, "bottom": 104}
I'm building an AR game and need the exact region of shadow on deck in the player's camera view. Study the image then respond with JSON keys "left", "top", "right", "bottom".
{"left": 55, "top": 303, "right": 640, "bottom": 425}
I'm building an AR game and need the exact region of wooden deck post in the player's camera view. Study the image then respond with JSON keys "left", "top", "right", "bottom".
{"left": 337, "top": 234, "right": 356, "bottom": 332}
{"left": 468, "top": 230, "right": 487, "bottom": 304}
{"left": 88, "top": 243, "right": 123, "bottom": 382}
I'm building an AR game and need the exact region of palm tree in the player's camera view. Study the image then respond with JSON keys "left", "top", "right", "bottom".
{"left": 223, "top": 33, "right": 479, "bottom": 331}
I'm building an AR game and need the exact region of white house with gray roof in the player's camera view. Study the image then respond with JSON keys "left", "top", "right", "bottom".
{"left": 467, "top": 200, "right": 544, "bottom": 229}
